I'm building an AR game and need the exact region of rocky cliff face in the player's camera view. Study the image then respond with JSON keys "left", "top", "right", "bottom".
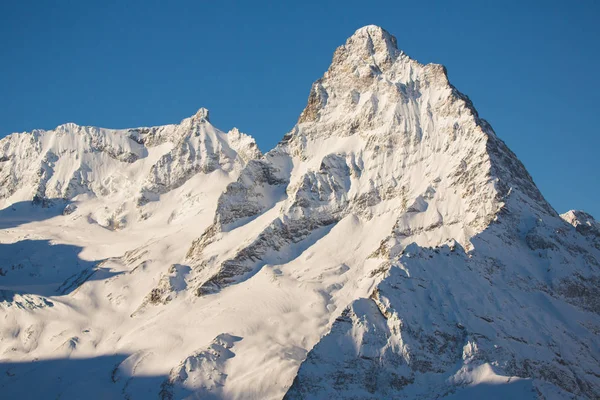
{"left": 0, "top": 25, "right": 598, "bottom": 400}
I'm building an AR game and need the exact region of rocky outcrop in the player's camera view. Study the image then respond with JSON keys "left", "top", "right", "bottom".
{"left": 160, "top": 333, "right": 242, "bottom": 400}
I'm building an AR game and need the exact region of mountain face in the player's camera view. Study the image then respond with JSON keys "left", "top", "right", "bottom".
{"left": 0, "top": 25, "right": 598, "bottom": 400}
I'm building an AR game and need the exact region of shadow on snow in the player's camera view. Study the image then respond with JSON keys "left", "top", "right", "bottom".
{"left": 0, "top": 239, "right": 120, "bottom": 302}
{"left": 0, "top": 199, "right": 69, "bottom": 229}
{"left": 0, "top": 354, "right": 187, "bottom": 399}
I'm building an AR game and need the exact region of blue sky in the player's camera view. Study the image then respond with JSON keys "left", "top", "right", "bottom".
{"left": 1, "top": 1, "right": 598, "bottom": 216}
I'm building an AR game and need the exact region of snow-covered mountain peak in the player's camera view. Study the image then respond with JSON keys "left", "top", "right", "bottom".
{"left": 298, "top": 25, "right": 448, "bottom": 128}
{"left": 54, "top": 122, "right": 82, "bottom": 132}
{"left": 561, "top": 209, "right": 600, "bottom": 236}
{"left": 344, "top": 24, "right": 399, "bottom": 59}
{"left": 186, "top": 26, "right": 556, "bottom": 307}
{"left": 192, "top": 107, "right": 210, "bottom": 122}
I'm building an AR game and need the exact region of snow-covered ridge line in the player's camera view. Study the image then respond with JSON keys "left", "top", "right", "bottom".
{"left": 0, "top": 107, "right": 261, "bottom": 228}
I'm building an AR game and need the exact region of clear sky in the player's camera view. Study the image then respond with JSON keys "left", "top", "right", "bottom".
{"left": 1, "top": 1, "right": 598, "bottom": 217}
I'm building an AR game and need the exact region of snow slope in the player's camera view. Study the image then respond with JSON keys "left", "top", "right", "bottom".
{"left": 1, "top": 25, "right": 599, "bottom": 399}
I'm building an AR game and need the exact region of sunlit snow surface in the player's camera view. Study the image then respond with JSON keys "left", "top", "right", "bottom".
{"left": 1, "top": 26, "right": 599, "bottom": 399}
